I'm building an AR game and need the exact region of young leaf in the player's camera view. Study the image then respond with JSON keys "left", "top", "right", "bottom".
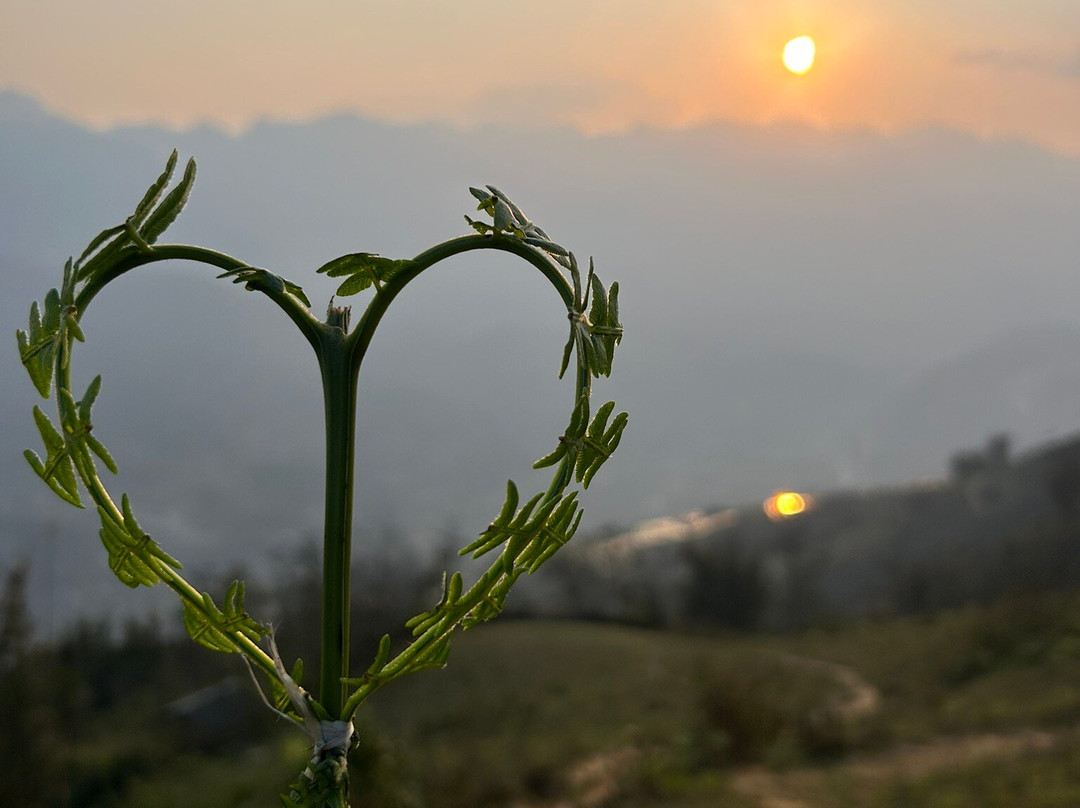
{"left": 18, "top": 296, "right": 63, "bottom": 398}
{"left": 315, "top": 253, "right": 413, "bottom": 296}
{"left": 132, "top": 149, "right": 179, "bottom": 222}
{"left": 405, "top": 607, "right": 444, "bottom": 638}
{"left": 366, "top": 634, "right": 392, "bottom": 677}
{"left": 25, "top": 406, "right": 81, "bottom": 507}
{"left": 461, "top": 488, "right": 547, "bottom": 561}
{"left": 77, "top": 375, "right": 103, "bottom": 422}
{"left": 52, "top": 376, "right": 120, "bottom": 477}
{"left": 140, "top": 157, "right": 196, "bottom": 245}
{"left": 85, "top": 434, "right": 118, "bottom": 475}
{"left": 533, "top": 395, "right": 589, "bottom": 470}
{"left": 95, "top": 494, "right": 182, "bottom": 589}
{"left": 408, "top": 635, "right": 452, "bottom": 673}
{"left": 73, "top": 151, "right": 191, "bottom": 281}
{"left": 525, "top": 500, "right": 584, "bottom": 573}
{"left": 523, "top": 235, "right": 569, "bottom": 256}
{"left": 559, "top": 314, "right": 581, "bottom": 380}
{"left": 281, "top": 278, "right": 313, "bottom": 308}
{"left": 217, "top": 267, "right": 312, "bottom": 308}
{"left": 75, "top": 225, "right": 126, "bottom": 271}
{"left": 581, "top": 409, "right": 628, "bottom": 488}
{"left": 98, "top": 507, "right": 161, "bottom": 588}
{"left": 461, "top": 590, "right": 508, "bottom": 629}
{"left": 587, "top": 268, "right": 622, "bottom": 377}
{"left": 444, "top": 571, "right": 463, "bottom": 605}
{"left": 459, "top": 480, "right": 520, "bottom": 557}
{"left": 464, "top": 215, "right": 493, "bottom": 236}
{"left": 462, "top": 489, "right": 579, "bottom": 577}
{"left": 575, "top": 401, "right": 628, "bottom": 488}
{"left": 182, "top": 580, "right": 267, "bottom": 654}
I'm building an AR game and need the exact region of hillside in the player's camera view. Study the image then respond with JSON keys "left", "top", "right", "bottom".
{"left": 528, "top": 430, "right": 1080, "bottom": 628}
{"left": 14, "top": 597, "right": 1080, "bottom": 808}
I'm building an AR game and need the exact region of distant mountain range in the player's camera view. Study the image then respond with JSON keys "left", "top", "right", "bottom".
{"left": 1, "top": 89, "right": 1078, "bottom": 623}
{"left": 863, "top": 327, "right": 1080, "bottom": 483}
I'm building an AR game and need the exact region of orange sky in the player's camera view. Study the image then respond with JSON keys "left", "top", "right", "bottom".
{"left": 1, "top": 1, "right": 1078, "bottom": 153}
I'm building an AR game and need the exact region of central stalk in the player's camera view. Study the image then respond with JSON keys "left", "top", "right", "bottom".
{"left": 318, "top": 318, "right": 358, "bottom": 717}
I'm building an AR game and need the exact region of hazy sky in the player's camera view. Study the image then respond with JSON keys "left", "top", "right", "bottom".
{"left": 1, "top": 1, "right": 1078, "bottom": 152}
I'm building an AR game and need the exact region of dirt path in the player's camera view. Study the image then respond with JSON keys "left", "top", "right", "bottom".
{"left": 510, "top": 747, "right": 640, "bottom": 808}
{"left": 513, "top": 655, "right": 1054, "bottom": 808}
{"left": 732, "top": 653, "right": 1057, "bottom": 807}
{"left": 773, "top": 651, "right": 881, "bottom": 721}
{"left": 513, "top": 652, "right": 882, "bottom": 808}
{"left": 730, "top": 728, "right": 1057, "bottom": 808}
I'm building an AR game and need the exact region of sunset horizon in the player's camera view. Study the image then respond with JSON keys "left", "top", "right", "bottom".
{"left": 2, "top": 1, "right": 1077, "bottom": 154}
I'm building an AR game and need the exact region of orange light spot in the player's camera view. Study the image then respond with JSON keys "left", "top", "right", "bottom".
{"left": 764, "top": 491, "right": 810, "bottom": 520}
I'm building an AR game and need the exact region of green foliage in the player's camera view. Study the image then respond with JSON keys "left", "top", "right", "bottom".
{"left": 588, "top": 270, "right": 621, "bottom": 374}
{"left": 533, "top": 396, "right": 628, "bottom": 489}
{"left": 139, "top": 156, "right": 197, "bottom": 246}
{"left": 182, "top": 581, "right": 268, "bottom": 653}
{"left": 560, "top": 254, "right": 622, "bottom": 379}
{"left": 459, "top": 484, "right": 582, "bottom": 576}
{"left": 349, "top": 484, "right": 585, "bottom": 695}
{"left": 336, "top": 183, "right": 627, "bottom": 723}
{"left": 19, "top": 151, "right": 287, "bottom": 695}
{"left": 24, "top": 375, "right": 115, "bottom": 509}
{"left": 315, "top": 253, "right": 414, "bottom": 296}
{"left": 218, "top": 267, "right": 313, "bottom": 307}
{"left": 25, "top": 406, "right": 82, "bottom": 507}
{"left": 17, "top": 258, "right": 81, "bottom": 398}
{"left": 98, "top": 494, "right": 181, "bottom": 589}
{"left": 74, "top": 149, "right": 197, "bottom": 282}
{"left": 465, "top": 186, "right": 566, "bottom": 261}
{"left": 72, "top": 376, "right": 119, "bottom": 472}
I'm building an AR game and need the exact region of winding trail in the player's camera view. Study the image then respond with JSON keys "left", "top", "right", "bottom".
{"left": 513, "top": 652, "right": 882, "bottom": 808}
{"left": 510, "top": 747, "right": 640, "bottom": 808}
{"left": 772, "top": 651, "right": 882, "bottom": 721}
{"left": 730, "top": 728, "right": 1057, "bottom": 808}
{"left": 512, "top": 652, "right": 1057, "bottom": 808}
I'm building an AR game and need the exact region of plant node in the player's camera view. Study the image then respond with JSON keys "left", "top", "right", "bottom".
{"left": 326, "top": 302, "right": 351, "bottom": 332}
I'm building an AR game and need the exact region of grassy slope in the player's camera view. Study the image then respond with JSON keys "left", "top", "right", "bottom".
{"left": 361, "top": 591, "right": 1080, "bottom": 807}
{"left": 106, "top": 589, "right": 1080, "bottom": 807}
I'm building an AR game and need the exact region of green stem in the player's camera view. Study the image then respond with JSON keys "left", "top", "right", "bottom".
{"left": 71, "top": 234, "right": 582, "bottom": 723}
{"left": 335, "top": 235, "right": 583, "bottom": 720}
{"left": 59, "top": 376, "right": 282, "bottom": 683}
{"left": 317, "top": 324, "right": 359, "bottom": 717}
{"left": 75, "top": 244, "right": 323, "bottom": 352}
{"left": 346, "top": 234, "right": 574, "bottom": 361}
{"left": 340, "top": 561, "right": 512, "bottom": 716}
{"left": 63, "top": 244, "right": 311, "bottom": 684}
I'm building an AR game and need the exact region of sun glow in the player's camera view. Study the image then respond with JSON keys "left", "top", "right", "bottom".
{"left": 764, "top": 491, "right": 811, "bottom": 520}
{"left": 783, "top": 36, "right": 816, "bottom": 75}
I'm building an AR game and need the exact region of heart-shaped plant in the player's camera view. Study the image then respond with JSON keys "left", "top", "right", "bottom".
{"left": 18, "top": 152, "right": 627, "bottom": 807}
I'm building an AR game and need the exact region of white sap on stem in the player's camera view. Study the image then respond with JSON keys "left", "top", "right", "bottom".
{"left": 245, "top": 632, "right": 356, "bottom": 757}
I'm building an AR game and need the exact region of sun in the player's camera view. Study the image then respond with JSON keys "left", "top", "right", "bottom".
{"left": 764, "top": 491, "right": 811, "bottom": 520}
{"left": 783, "top": 36, "right": 816, "bottom": 75}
